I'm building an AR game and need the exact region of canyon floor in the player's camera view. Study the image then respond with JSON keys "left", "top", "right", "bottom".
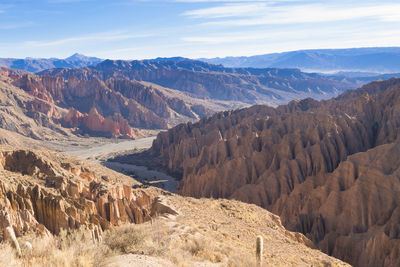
{"left": 59, "top": 135, "right": 179, "bottom": 192}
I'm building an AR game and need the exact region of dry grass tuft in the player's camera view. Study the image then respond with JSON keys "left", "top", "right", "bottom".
{"left": 102, "top": 224, "right": 145, "bottom": 254}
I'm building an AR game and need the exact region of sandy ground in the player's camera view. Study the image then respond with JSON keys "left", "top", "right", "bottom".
{"left": 64, "top": 136, "right": 156, "bottom": 160}
{"left": 62, "top": 136, "right": 179, "bottom": 192}
{"left": 103, "top": 161, "right": 179, "bottom": 192}
{"left": 106, "top": 254, "right": 175, "bottom": 267}
{"left": 106, "top": 195, "right": 349, "bottom": 267}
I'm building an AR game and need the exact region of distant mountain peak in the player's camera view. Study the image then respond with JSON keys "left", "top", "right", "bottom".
{"left": 66, "top": 53, "right": 101, "bottom": 62}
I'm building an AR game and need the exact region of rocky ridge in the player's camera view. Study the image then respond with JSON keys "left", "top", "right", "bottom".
{"left": 0, "top": 146, "right": 168, "bottom": 239}
{"left": 121, "top": 78, "right": 400, "bottom": 267}
{"left": 0, "top": 68, "right": 214, "bottom": 139}
{"left": 40, "top": 59, "right": 357, "bottom": 105}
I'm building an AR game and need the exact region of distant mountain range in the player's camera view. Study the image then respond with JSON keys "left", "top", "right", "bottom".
{"left": 39, "top": 58, "right": 358, "bottom": 105}
{"left": 201, "top": 47, "right": 400, "bottom": 74}
{"left": 0, "top": 53, "right": 102, "bottom": 73}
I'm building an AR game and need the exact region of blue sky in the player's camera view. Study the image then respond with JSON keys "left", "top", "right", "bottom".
{"left": 0, "top": 0, "right": 400, "bottom": 59}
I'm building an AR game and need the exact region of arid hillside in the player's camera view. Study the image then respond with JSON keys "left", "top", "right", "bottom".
{"left": 0, "top": 146, "right": 348, "bottom": 267}
{"left": 119, "top": 78, "right": 400, "bottom": 266}
{"left": 0, "top": 67, "right": 215, "bottom": 139}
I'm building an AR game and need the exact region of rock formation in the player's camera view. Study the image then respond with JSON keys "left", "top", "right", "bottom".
{"left": 0, "top": 75, "right": 71, "bottom": 141}
{"left": 0, "top": 145, "right": 349, "bottom": 266}
{"left": 121, "top": 78, "right": 400, "bottom": 267}
{"left": 0, "top": 146, "right": 172, "bottom": 240}
{"left": 9, "top": 72, "right": 212, "bottom": 131}
{"left": 63, "top": 107, "right": 137, "bottom": 138}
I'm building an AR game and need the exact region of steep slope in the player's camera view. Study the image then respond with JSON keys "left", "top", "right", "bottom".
{"left": 40, "top": 59, "right": 356, "bottom": 105}
{"left": 119, "top": 78, "right": 400, "bottom": 266}
{"left": 0, "top": 146, "right": 170, "bottom": 238}
{"left": 0, "top": 147, "right": 348, "bottom": 267}
{"left": 0, "top": 70, "right": 141, "bottom": 139}
{"left": 0, "top": 76, "right": 70, "bottom": 141}
{"left": 0, "top": 53, "right": 102, "bottom": 73}
{"left": 11, "top": 72, "right": 215, "bottom": 130}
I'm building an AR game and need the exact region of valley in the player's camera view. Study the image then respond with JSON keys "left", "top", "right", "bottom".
{"left": 1, "top": 52, "right": 399, "bottom": 267}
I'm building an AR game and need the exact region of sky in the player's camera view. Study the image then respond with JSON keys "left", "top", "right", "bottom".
{"left": 0, "top": 0, "right": 400, "bottom": 59}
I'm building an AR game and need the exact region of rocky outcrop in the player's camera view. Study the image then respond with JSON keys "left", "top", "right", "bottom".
{"left": 0, "top": 146, "right": 350, "bottom": 266}
{"left": 0, "top": 77, "right": 72, "bottom": 141}
{"left": 0, "top": 147, "right": 171, "bottom": 240}
{"left": 9, "top": 73, "right": 212, "bottom": 132}
{"left": 123, "top": 78, "right": 400, "bottom": 267}
{"left": 63, "top": 107, "right": 137, "bottom": 138}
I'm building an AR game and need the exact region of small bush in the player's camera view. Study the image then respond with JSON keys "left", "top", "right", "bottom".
{"left": 103, "top": 224, "right": 145, "bottom": 254}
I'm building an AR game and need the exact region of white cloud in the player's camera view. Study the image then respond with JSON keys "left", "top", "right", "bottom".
{"left": 183, "top": 3, "right": 266, "bottom": 18}
{"left": 184, "top": 3, "right": 400, "bottom": 25}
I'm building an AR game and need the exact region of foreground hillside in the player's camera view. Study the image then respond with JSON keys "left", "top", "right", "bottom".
{"left": 118, "top": 78, "right": 400, "bottom": 266}
{"left": 0, "top": 146, "right": 347, "bottom": 266}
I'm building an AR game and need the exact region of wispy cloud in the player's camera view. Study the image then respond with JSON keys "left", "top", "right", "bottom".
{"left": 25, "top": 31, "right": 154, "bottom": 47}
{"left": 184, "top": 3, "right": 400, "bottom": 25}
{"left": 183, "top": 3, "right": 266, "bottom": 18}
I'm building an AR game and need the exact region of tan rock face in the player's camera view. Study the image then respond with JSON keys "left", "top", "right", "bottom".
{"left": 132, "top": 79, "right": 400, "bottom": 267}
{"left": 0, "top": 147, "right": 169, "bottom": 240}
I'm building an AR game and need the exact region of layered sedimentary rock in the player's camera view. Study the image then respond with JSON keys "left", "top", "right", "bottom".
{"left": 125, "top": 78, "right": 400, "bottom": 267}
{"left": 0, "top": 147, "right": 170, "bottom": 240}
{"left": 0, "top": 76, "right": 72, "bottom": 141}
{"left": 10, "top": 73, "right": 212, "bottom": 130}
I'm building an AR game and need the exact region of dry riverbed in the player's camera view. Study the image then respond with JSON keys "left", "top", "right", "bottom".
{"left": 61, "top": 136, "right": 179, "bottom": 192}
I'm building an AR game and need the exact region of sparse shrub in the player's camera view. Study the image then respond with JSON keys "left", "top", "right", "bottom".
{"left": 103, "top": 224, "right": 145, "bottom": 254}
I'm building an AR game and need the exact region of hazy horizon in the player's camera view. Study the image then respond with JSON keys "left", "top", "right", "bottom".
{"left": 1, "top": 46, "right": 400, "bottom": 62}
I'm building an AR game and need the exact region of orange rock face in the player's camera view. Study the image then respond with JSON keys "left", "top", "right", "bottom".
{"left": 8, "top": 72, "right": 212, "bottom": 134}
{"left": 132, "top": 78, "right": 400, "bottom": 267}
{"left": 0, "top": 148, "right": 170, "bottom": 239}
{"left": 63, "top": 107, "right": 136, "bottom": 138}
